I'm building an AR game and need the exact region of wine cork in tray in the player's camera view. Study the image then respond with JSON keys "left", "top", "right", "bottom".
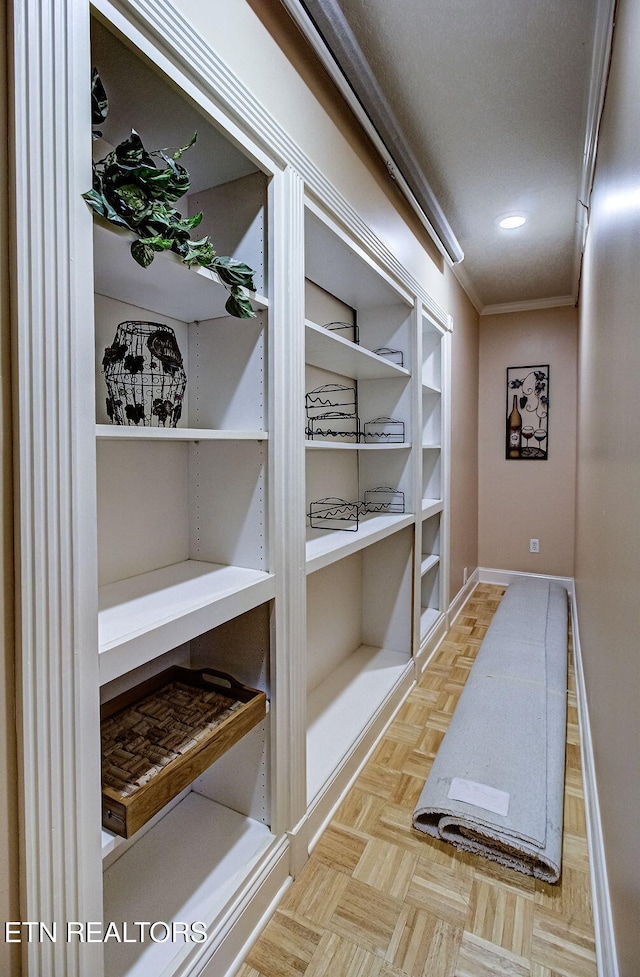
{"left": 101, "top": 666, "right": 267, "bottom": 838}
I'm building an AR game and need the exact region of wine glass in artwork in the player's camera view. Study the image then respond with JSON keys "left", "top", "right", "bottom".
{"left": 521, "top": 425, "right": 534, "bottom": 456}
{"left": 534, "top": 428, "right": 547, "bottom": 458}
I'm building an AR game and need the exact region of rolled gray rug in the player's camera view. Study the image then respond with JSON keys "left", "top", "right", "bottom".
{"left": 412, "top": 577, "right": 568, "bottom": 883}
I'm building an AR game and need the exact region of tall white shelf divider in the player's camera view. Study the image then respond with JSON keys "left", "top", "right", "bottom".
{"left": 11, "top": 1, "right": 452, "bottom": 974}
{"left": 415, "top": 306, "right": 452, "bottom": 665}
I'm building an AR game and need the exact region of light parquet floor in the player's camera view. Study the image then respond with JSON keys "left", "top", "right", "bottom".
{"left": 237, "top": 584, "right": 597, "bottom": 977}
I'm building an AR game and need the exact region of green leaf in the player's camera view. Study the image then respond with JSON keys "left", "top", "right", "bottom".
{"left": 112, "top": 183, "right": 151, "bottom": 219}
{"left": 144, "top": 205, "right": 202, "bottom": 239}
{"left": 130, "top": 239, "right": 156, "bottom": 268}
{"left": 82, "top": 187, "right": 133, "bottom": 230}
{"left": 225, "top": 287, "right": 256, "bottom": 319}
{"left": 91, "top": 68, "right": 108, "bottom": 127}
{"left": 115, "top": 130, "right": 155, "bottom": 168}
{"left": 139, "top": 234, "right": 176, "bottom": 252}
{"left": 179, "top": 236, "right": 217, "bottom": 267}
{"left": 83, "top": 95, "right": 256, "bottom": 320}
{"left": 152, "top": 132, "right": 197, "bottom": 162}
{"left": 212, "top": 255, "right": 256, "bottom": 290}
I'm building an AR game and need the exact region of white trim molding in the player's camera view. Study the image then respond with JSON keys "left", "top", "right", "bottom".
{"left": 573, "top": 0, "right": 617, "bottom": 298}
{"left": 11, "top": 0, "right": 104, "bottom": 974}
{"left": 569, "top": 595, "right": 620, "bottom": 977}
{"left": 480, "top": 295, "right": 576, "bottom": 317}
{"left": 477, "top": 567, "right": 574, "bottom": 590}
{"left": 277, "top": 0, "right": 464, "bottom": 265}
{"left": 270, "top": 166, "right": 309, "bottom": 847}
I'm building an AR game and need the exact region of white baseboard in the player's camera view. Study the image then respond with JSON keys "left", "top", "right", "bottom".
{"left": 477, "top": 566, "right": 574, "bottom": 590}
{"left": 570, "top": 593, "right": 619, "bottom": 977}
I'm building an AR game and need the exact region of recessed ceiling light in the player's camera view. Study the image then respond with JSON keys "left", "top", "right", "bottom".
{"left": 498, "top": 214, "right": 527, "bottom": 229}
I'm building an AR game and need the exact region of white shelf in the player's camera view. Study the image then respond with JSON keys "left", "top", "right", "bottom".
{"left": 306, "top": 645, "right": 411, "bottom": 804}
{"left": 96, "top": 425, "right": 268, "bottom": 442}
{"left": 99, "top": 560, "right": 276, "bottom": 684}
{"left": 422, "top": 381, "right": 442, "bottom": 394}
{"left": 421, "top": 443, "right": 441, "bottom": 450}
{"left": 103, "top": 792, "right": 274, "bottom": 977}
{"left": 306, "top": 512, "right": 414, "bottom": 574}
{"left": 420, "top": 554, "right": 440, "bottom": 576}
{"left": 421, "top": 498, "right": 444, "bottom": 517}
{"left": 93, "top": 222, "right": 268, "bottom": 323}
{"left": 420, "top": 606, "right": 441, "bottom": 635}
{"left": 305, "top": 319, "right": 409, "bottom": 380}
{"left": 305, "top": 440, "right": 410, "bottom": 450}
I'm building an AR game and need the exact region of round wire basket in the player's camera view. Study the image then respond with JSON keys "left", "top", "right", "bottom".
{"left": 102, "top": 320, "right": 187, "bottom": 427}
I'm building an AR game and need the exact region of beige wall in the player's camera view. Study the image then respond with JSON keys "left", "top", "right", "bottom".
{"left": 575, "top": 0, "right": 640, "bottom": 971}
{"left": 478, "top": 306, "right": 577, "bottom": 577}
{"left": 447, "top": 273, "right": 479, "bottom": 597}
{"left": 0, "top": 0, "right": 20, "bottom": 970}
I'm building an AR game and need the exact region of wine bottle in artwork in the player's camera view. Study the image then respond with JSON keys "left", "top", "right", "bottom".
{"left": 507, "top": 394, "right": 522, "bottom": 458}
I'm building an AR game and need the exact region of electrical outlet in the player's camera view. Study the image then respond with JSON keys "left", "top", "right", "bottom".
{"left": 530, "top": 538, "right": 540, "bottom": 553}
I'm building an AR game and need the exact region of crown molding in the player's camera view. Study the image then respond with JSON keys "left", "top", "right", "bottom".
{"left": 572, "top": 0, "right": 617, "bottom": 298}
{"left": 278, "top": 0, "right": 463, "bottom": 265}
{"left": 450, "top": 261, "right": 483, "bottom": 316}
{"left": 480, "top": 295, "right": 576, "bottom": 317}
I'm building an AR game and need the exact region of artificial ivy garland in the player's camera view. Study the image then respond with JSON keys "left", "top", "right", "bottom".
{"left": 83, "top": 69, "right": 257, "bottom": 319}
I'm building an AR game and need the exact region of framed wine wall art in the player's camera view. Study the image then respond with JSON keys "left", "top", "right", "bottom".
{"left": 506, "top": 365, "right": 549, "bottom": 459}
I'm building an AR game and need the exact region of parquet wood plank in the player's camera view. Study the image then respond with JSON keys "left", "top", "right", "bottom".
{"left": 305, "top": 930, "right": 384, "bottom": 977}
{"left": 234, "top": 966, "right": 263, "bottom": 977}
{"left": 387, "top": 907, "right": 462, "bottom": 976}
{"left": 313, "top": 823, "right": 368, "bottom": 874}
{"left": 454, "top": 932, "right": 530, "bottom": 977}
{"left": 327, "top": 877, "right": 405, "bottom": 957}
{"left": 355, "top": 763, "right": 403, "bottom": 800}
{"left": 405, "top": 858, "right": 473, "bottom": 926}
{"left": 281, "top": 860, "right": 350, "bottom": 925}
{"left": 370, "top": 801, "right": 432, "bottom": 853}
{"left": 534, "top": 865, "right": 594, "bottom": 929}
{"left": 237, "top": 585, "right": 597, "bottom": 977}
{"left": 334, "top": 786, "right": 388, "bottom": 834}
{"left": 243, "top": 911, "right": 324, "bottom": 977}
{"left": 465, "top": 876, "right": 534, "bottom": 957}
{"left": 371, "top": 738, "right": 414, "bottom": 773}
{"left": 391, "top": 772, "right": 431, "bottom": 809}
{"left": 530, "top": 907, "right": 597, "bottom": 977}
{"left": 353, "top": 838, "right": 420, "bottom": 900}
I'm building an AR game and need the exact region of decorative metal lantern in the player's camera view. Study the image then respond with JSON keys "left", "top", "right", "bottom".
{"left": 103, "top": 321, "right": 187, "bottom": 427}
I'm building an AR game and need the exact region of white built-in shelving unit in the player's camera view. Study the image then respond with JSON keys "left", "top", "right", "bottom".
{"left": 86, "top": 20, "right": 284, "bottom": 977}
{"left": 11, "top": 2, "right": 451, "bottom": 975}
{"left": 302, "top": 206, "right": 417, "bottom": 834}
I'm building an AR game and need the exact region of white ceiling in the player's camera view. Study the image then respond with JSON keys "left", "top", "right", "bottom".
{"left": 283, "top": 0, "right": 614, "bottom": 312}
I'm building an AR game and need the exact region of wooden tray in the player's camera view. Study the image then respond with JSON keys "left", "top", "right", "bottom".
{"left": 101, "top": 666, "right": 267, "bottom": 838}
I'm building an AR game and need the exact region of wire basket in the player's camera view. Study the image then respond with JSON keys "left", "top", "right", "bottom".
{"left": 324, "top": 321, "right": 359, "bottom": 344}
{"left": 308, "top": 497, "right": 361, "bottom": 531}
{"left": 363, "top": 416, "right": 406, "bottom": 443}
{"left": 306, "top": 411, "right": 360, "bottom": 442}
{"left": 305, "top": 383, "right": 357, "bottom": 418}
{"left": 102, "top": 320, "right": 187, "bottom": 427}
{"left": 363, "top": 487, "right": 405, "bottom": 513}
{"left": 373, "top": 346, "right": 404, "bottom": 368}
